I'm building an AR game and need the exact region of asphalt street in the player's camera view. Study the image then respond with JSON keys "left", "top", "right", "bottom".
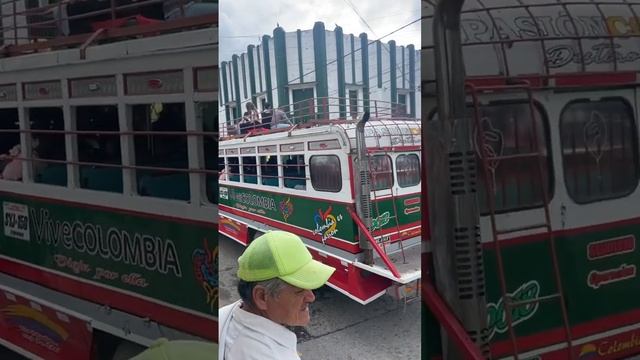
{"left": 219, "top": 235, "right": 421, "bottom": 360}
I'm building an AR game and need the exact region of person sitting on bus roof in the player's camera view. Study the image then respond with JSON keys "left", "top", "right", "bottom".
{"left": 261, "top": 103, "right": 273, "bottom": 130}
{"left": 219, "top": 231, "right": 335, "bottom": 360}
{"left": 163, "top": 0, "right": 218, "bottom": 21}
{"left": 273, "top": 105, "right": 292, "bottom": 128}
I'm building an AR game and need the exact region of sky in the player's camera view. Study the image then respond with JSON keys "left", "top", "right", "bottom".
{"left": 219, "top": 0, "right": 421, "bottom": 62}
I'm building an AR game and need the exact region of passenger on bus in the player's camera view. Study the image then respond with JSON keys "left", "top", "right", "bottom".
{"left": 273, "top": 106, "right": 292, "bottom": 128}
{"left": 240, "top": 102, "right": 261, "bottom": 134}
{"left": 219, "top": 231, "right": 335, "bottom": 360}
{"left": 0, "top": 144, "right": 22, "bottom": 180}
{"left": 163, "top": 0, "right": 218, "bottom": 20}
{"left": 261, "top": 103, "right": 273, "bottom": 130}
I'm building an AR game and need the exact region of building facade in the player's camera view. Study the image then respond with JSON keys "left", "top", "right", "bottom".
{"left": 219, "top": 21, "right": 420, "bottom": 125}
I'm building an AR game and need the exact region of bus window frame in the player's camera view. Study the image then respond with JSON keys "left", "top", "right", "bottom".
{"left": 309, "top": 154, "right": 342, "bottom": 193}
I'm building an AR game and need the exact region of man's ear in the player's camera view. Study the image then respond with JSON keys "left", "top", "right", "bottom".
{"left": 252, "top": 286, "right": 269, "bottom": 311}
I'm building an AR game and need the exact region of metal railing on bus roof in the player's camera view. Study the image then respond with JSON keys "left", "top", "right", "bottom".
{"left": 0, "top": 0, "right": 216, "bottom": 57}
{"left": 220, "top": 96, "right": 421, "bottom": 149}
{"left": 421, "top": 0, "right": 640, "bottom": 89}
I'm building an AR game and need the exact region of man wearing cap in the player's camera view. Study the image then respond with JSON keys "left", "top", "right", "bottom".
{"left": 219, "top": 231, "right": 335, "bottom": 360}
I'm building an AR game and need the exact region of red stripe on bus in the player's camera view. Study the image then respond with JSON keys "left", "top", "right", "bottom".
{"left": 489, "top": 309, "right": 640, "bottom": 357}
{"left": 0, "top": 258, "right": 217, "bottom": 342}
{"left": 219, "top": 205, "right": 361, "bottom": 253}
{"left": 0, "top": 190, "right": 217, "bottom": 228}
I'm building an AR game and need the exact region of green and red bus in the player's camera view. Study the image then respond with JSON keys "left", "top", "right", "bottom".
{"left": 219, "top": 101, "right": 422, "bottom": 304}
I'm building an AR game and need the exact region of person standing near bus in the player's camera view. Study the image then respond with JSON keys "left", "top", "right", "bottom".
{"left": 219, "top": 231, "right": 335, "bottom": 360}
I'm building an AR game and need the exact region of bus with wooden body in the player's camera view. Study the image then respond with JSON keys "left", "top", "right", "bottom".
{"left": 0, "top": 1, "right": 217, "bottom": 358}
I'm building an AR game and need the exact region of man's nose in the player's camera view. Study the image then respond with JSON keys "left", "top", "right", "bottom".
{"left": 304, "top": 289, "right": 316, "bottom": 303}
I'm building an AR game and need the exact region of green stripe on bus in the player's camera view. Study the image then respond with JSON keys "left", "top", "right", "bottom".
{"left": 360, "top": 33, "right": 369, "bottom": 112}
{"left": 297, "top": 29, "right": 304, "bottom": 83}
{"left": 335, "top": 26, "right": 346, "bottom": 119}
{"left": 262, "top": 35, "right": 274, "bottom": 106}
{"left": 274, "top": 26, "right": 289, "bottom": 109}
{"left": 313, "top": 22, "right": 328, "bottom": 118}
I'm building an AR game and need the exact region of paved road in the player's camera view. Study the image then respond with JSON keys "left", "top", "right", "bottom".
{"left": 219, "top": 235, "right": 420, "bottom": 360}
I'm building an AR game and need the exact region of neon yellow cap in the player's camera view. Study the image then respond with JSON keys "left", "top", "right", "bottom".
{"left": 129, "top": 338, "right": 217, "bottom": 360}
{"left": 237, "top": 231, "right": 335, "bottom": 290}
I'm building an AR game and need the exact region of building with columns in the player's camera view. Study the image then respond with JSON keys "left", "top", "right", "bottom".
{"left": 219, "top": 21, "right": 420, "bottom": 126}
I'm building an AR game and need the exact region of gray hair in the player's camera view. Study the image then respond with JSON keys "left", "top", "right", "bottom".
{"left": 237, "top": 278, "right": 289, "bottom": 307}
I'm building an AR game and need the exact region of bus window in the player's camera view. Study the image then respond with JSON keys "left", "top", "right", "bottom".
{"left": 396, "top": 154, "right": 420, "bottom": 187}
{"left": 475, "top": 102, "right": 552, "bottom": 213}
{"left": 133, "top": 103, "right": 190, "bottom": 201}
{"left": 370, "top": 155, "right": 393, "bottom": 190}
{"left": 260, "top": 155, "right": 279, "bottom": 187}
{"left": 31, "top": 107, "right": 67, "bottom": 186}
{"left": 242, "top": 156, "right": 257, "bottom": 184}
{"left": 198, "top": 101, "right": 217, "bottom": 203}
{"left": 76, "top": 106, "right": 122, "bottom": 193}
{"left": 0, "top": 109, "right": 19, "bottom": 181}
{"left": 228, "top": 157, "right": 240, "bottom": 182}
{"left": 310, "top": 155, "right": 342, "bottom": 192}
{"left": 282, "top": 154, "right": 306, "bottom": 190}
{"left": 560, "top": 98, "right": 638, "bottom": 204}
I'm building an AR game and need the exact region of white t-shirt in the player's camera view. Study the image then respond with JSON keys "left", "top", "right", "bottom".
{"left": 219, "top": 300, "right": 300, "bottom": 360}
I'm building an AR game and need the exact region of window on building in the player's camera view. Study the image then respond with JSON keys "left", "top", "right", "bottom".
{"left": 560, "top": 98, "right": 638, "bottom": 203}
{"left": 397, "top": 153, "right": 420, "bottom": 187}
{"left": 474, "top": 101, "right": 552, "bottom": 213}
{"left": 76, "top": 105, "right": 122, "bottom": 193}
{"left": 31, "top": 107, "right": 67, "bottom": 186}
{"left": 260, "top": 155, "right": 278, "bottom": 187}
{"left": 227, "top": 157, "right": 240, "bottom": 182}
{"left": 133, "top": 102, "right": 189, "bottom": 201}
{"left": 310, "top": 155, "right": 342, "bottom": 192}
{"left": 282, "top": 154, "right": 306, "bottom": 190}
{"left": 242, "top": 156, "right": 257, "bottom": 184}
{"left": 397, "top": 93, "right": 407, "bottom": 116}
{"left": 349, "top": 90, "right": 359, "bottom": 120}
{"left": 370, "top": 154, "right": 393, "bottom": 190}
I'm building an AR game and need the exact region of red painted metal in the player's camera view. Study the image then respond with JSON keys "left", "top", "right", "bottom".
{"left": 346, "top": 207, "right": 401, "bottom": 279}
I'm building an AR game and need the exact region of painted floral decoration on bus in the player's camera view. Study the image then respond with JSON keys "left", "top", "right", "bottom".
{"left": 192, "top": 239, "right": 218, "bottom": 312}
{"left": 2, "top": 304, "right": 69, "bottom": 352}
{"left": 279, "top": 197, "right": 294, "bottom": 222}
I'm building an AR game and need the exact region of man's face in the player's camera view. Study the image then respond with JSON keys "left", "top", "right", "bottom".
{"left": 264, "top": 283, "right": 316, "bottom": 326}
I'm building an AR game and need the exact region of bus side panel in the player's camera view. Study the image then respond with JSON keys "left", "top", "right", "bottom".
{"left": 218, "top": 184, "right": 358, "bottom": 249}
{"left": 482, "top": 221, "right": 640, "bottom": 358}
{"left": 0, "top": 194, "right": 216, "bottom": 339}
{"left": 371, "top": 193, "right": 421, "bottom": 241}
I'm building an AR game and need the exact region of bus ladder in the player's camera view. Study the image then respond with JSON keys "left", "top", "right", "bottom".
{"left": 466, "top": 82, "right": 575, "bottom": 360}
